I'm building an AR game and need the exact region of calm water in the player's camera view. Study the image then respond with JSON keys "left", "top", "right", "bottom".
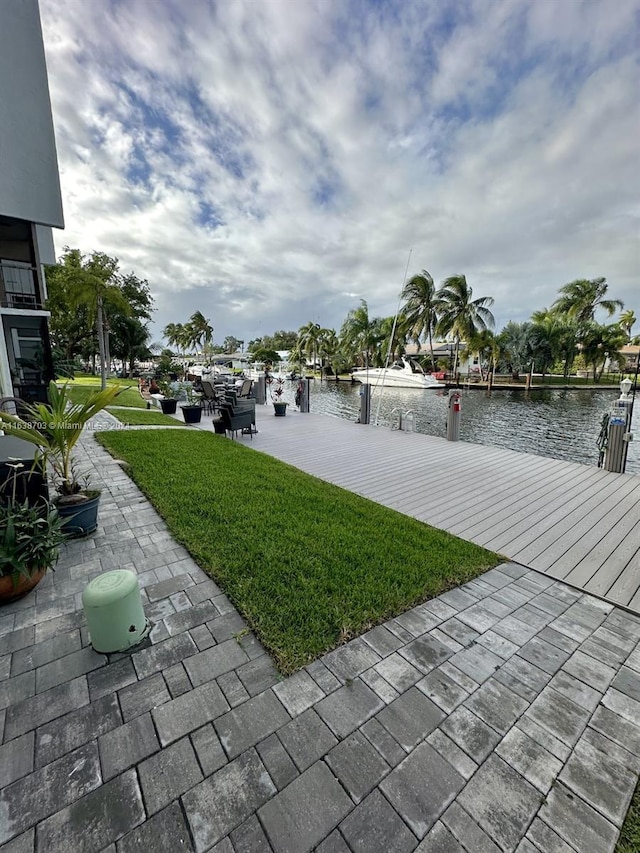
{"left": 277, "top": 380, "right": 639, "bottom": 475}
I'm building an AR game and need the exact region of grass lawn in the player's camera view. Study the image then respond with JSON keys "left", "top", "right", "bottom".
{"left": 106, "top": 407, "right": 183, "bottom": 426}
{"left": 66, "top": 381, "right": 147, "bottom": 409}
{"left": 616, "top": 784, "right": 640, "bottom": 853}
{"left": 97, "top": 429, "right": 501, "bottom": 672}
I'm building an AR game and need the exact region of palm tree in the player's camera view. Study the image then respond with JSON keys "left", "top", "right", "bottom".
{"left": 298, "top": 322, "right": 322, "bottom": 375}
{"left": 65, "top": 250, "right": 130, "bottom": 389}
{"left": 580, "top": 322, "right": 628, "bottom": 381}
{"left": 317, "top": 329, "right": 340, "bottom": 377}
{"left": 110, "top": 316, "right": 151, "bottom": 377}
{"left": 467, "top": 329, "right": 498, "bottom": 381}
{"left": 436, "top": 275, "right": 495, "bottom": 378}
{"left": 497, "top": 322, "right": 533, "bottom": 380}
{"left": 551, "top": 278, "right": 623, "bottom": 325}
{"left": 163, "top": 322, "right": 188, "bottom": 355}
{"left": 377, "top": 315, "right": 407, "bottom": 366}
{"left": 619, "top": 309, "right": 636, "bottom": 341}
{"left": 189, "top": 311, "right": 214, "bottom": 356}
{"left": 339, "top": 300, "right": 383, "bottom": 368}
{"left": 401, "top": 270, "right": 439, "bottom": 370}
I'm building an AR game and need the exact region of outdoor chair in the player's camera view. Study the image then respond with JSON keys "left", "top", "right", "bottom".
{"left": 200, "top": 380, "right": 219, "bottom": 414}
{"left": 217, "top": 404, "right": 254, "bottom": 440}
{"left": 237, "top": 379, "right": 253, "bottom": 398}
{"left": 224, "top": 392, "right": 255, "bottom": 412}
{"left": 223, "top": 396, "right": 256, "bottom": 429}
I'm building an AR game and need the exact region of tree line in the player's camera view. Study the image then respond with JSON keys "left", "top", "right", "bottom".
{"left": 249, "top": 275, "right": 635, "bottom": 382}
{"left": 45, "top": 247, "right": 635, "bottom": 384}
{"left": 46, "top": 248, "right": 153, "bottom": 387}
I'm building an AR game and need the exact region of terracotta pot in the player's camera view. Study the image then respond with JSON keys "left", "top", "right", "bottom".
{"left": 0, "top": 568, "right": 46, "bottom": 604}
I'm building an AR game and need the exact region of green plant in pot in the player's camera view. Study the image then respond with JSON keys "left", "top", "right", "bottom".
{"left": 270, "top": 377, "right": 288, "bottom": 416}
{"left": 0, "top": 462, "right": 66, "bottom": 602}
{"left": 178, "top": 383, "right": 203, "bottom": 424}
{"left": 157, "top": 378, "right": 178, "bottom": 415}
{"left": 0, "top": 381, "right": 122, "bottom": 537}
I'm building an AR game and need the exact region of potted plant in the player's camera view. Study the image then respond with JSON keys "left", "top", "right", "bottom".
{"left": 157, "top": 379, "right": 178, "bottom": 415}
{"left": 179, "top": 383, "right": 203, "bottom": 425}
{"left": 0, "top": 381, "right": 122, "bottom": 537}
{"left": 270, "top": 377, "right": 288, "bottom": 416}
{"left": 0, "top": 462, "right": 66, "bottom": 602}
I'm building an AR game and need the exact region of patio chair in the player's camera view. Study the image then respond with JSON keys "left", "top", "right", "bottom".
{"left": 224, "top": 391, "right": 254, "bottom": 412}
{"left": 218, "top": 404, "right": 254, "bottom": 440}
{"left": 237, "top": 379, "right": 253, "bottom": 398}
{"left": 200, "top": 380, "right": 219, "bottom": 414}
{"left": 221, "top": 397, "right": 256, "bottom": 426}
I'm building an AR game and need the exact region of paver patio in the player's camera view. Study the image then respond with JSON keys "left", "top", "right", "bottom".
{"left": 1, "top": 417, "right": 640, "bottom": 852}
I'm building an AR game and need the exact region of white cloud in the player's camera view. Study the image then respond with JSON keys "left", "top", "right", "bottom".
{"left": 40, "top": 0, "right": 639, "bottom": 344}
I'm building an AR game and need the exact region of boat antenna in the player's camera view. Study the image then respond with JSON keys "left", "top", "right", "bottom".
{"left": 374, "top": 248, "right": 413, "bottom": 426}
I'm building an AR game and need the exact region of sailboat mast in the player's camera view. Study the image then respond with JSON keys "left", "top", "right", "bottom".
{"left": 374, "top": 248, "right": 413, "bottom": 426}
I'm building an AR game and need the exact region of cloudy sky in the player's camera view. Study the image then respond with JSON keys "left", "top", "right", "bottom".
{"left": 40, "top": 0, "right": 639, "bottom": 347}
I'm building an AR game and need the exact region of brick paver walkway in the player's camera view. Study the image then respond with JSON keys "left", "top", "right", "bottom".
{"left": 1, "top": 420, "right": 640, "bottom": 852}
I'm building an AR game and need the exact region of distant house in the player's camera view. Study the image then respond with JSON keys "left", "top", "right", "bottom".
{"left": 619, "top": 345, "right": 640, "bottom": 373}
{"left": 0, "top": 0, "right": 64, "bottom": 402}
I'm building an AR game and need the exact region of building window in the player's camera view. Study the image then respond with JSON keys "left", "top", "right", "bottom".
{"left": 0, "top": 261, "right": 38, "bottom": 307}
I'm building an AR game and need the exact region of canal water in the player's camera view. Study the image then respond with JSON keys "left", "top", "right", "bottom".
{"left": 279, "top": 380, "right": 639, "bottom": 475}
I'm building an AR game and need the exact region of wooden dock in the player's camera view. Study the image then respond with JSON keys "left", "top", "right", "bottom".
{"left": 228, "top": 409, "right": 640, "bottom": 613}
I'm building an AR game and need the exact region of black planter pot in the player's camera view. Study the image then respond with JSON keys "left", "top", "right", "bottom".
{"left": 273, "top": 402, "right": 288, "bottom": 417}
{"left": 56, "top": 493, "right": 100, "bottom": 538}
{"left": 160, "top": 398, "right": 178, "bottom": 415}
{"left": 181, "top": 405, "right": 202, "bottom": 424}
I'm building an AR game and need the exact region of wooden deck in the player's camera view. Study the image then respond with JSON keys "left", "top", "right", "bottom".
{"left": 223, "top": 409, "right": 640, "bottom": 612}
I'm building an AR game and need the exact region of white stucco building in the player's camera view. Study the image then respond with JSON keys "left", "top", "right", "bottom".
{"left": 0, "top": 0, "right": 63, "bottom": 402}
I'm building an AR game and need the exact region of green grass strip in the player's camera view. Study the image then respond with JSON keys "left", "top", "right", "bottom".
{"left": 106, "top": 408, "right": 183, "bottom": 426}
{"left": 97, "top": 430, "right": 501, "bottom": 672}
{"left": 67, "top": 383, "right": 147, "bottom": 409}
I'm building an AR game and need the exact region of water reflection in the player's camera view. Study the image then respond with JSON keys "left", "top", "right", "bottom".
{"left": 282, "top": 380, "right": 639, "bottom": 474}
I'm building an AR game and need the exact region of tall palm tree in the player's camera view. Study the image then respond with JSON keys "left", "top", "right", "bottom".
{"left": 163, "top": 323, "right": 182, "bottom": 354}
{"left": 163, "top": 322, "right": 190, "bottom": 361}
{"left": 619, "top": 309, "right": 636, "bottom": 341}
{"left": 317, "top": 329, "right": 340, "bottom": 377}
{"left": 339, "top": 300, "right": 383, "bottom": 368}
{"left": 401, "top": 270, "right": 439, "bottom": 370}
{"left": 64, "top": 250, "right": 130, "bottom": 389}
{"left": 377, "top": 315, "right": 407, "bottom": 366}
{"left": 551, "top": 278, "right": 623, "bottom": 325}
{"left": 188, "top": 311, "right": 214, "bottom": 356}
{"left": 436, "top": 275, "right": 495, "bottom": 377}
{"left": 467, "top": 328, "right": 499, "bottom": 380}
{"left": 298, "top": 322, "right": 322, "bottom": 375}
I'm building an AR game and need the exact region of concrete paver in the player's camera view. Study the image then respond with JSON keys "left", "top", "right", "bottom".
{"left": 1, "top": 420, "right": 640, "bottom": 852}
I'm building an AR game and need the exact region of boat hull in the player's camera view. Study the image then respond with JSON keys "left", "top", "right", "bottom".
{"left": 351, "top": 371, "right": 444, "bottom": 389}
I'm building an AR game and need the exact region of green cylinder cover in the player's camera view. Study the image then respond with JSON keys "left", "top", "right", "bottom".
{"left": 82, "top": 569, "right": 150, "bottom": 653}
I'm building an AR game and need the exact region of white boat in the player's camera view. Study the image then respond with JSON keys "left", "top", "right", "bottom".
{"left": 245, "top": 362, "right": 291, "bottom": 382}
{"left": 351, "top": 358, "right": 445, "bottom": 389}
